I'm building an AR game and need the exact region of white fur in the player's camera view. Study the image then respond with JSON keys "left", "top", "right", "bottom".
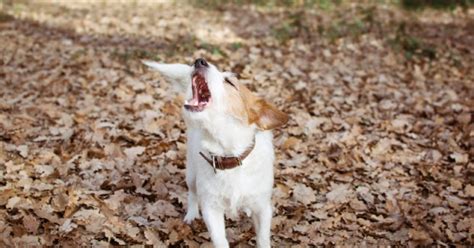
{"left": 143, "top": 60, "right": 276, "bottom": 248}
{"left": 141, "top": 60, "right": 192, "bottom": 92}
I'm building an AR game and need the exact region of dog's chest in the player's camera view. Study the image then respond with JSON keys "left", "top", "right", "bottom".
{"left": 187, "top": 130, "right": 275, "bottom": 213}
{"left": 196, "top": 155, "right": 271, "bottom": 197}
{"left": 197, "top": 166, "right": 271, "bottom": 216}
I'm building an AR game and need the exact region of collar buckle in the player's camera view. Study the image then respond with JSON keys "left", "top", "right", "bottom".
{"left": 211, "top": 155, "right": 217, "bottom": 173}
{"left": 236, "top": 157, "right": 242, "bottom": 167}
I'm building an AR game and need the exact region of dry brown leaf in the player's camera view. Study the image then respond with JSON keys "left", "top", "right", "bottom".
{"left": 22, "top": 214, "right": 40, "bottom": 234}
{"left": 292, "top": 183, "right": 316, "bottom": 205}
{"left": 408, "top": 228, "right": 433, "bottom": 245}
{"left": 144, "top": 228, "right": 166, "bottom": 246}
{"left": 326, "top": 184, "right": 353, "bottom": 203}
{"left": 124, "top": 146, "right": 146, "bottom": 160}
{"left": 449, "top": 152, "right": 468, "bottom": 164}
{"left": 464, "top": 184, "right": 474, "bottom": 197}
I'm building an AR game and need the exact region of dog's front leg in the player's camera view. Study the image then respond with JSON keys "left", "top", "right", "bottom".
{"left": 201, "top": 205, "right": 228, "bottom": 248}
{"left": 253, "top": 202, "right": 272, "bottom": 248}
{"left": 184, "top": 190, "right": 200, "bottom": 223}
{"left": 184, "top": 161, "right": 200, "bottom": 223}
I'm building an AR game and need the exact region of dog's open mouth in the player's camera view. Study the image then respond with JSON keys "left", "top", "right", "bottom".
{"left": 184, "top": 72, "right": 211, "bottom": 112}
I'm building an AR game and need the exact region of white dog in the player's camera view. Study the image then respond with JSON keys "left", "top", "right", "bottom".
{"left": 143, "top": 58, "right": 288, "bottom": 248}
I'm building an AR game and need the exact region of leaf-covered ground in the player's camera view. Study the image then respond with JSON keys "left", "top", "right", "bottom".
{"left": 0, "top": 0, "right": 473, "bottom": 246}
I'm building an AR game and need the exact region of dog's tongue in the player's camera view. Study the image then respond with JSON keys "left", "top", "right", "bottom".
{"left": 188, "top": 96, "right": 199, "bottom": 106}
{"left": 187, "top": 75, "right": 202, "bottom": 106}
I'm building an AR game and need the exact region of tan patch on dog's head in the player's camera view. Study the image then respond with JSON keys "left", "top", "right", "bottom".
{"left": 224, "top": 77, "right": 248, "bottom": 124}
{"left": 225, "top": 77, "right": 289, "bottom": 130}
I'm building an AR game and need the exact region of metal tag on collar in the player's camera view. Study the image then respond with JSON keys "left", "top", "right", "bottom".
{"left": 211, "top": 155, "right": 217, "bottom": 173}
{"left": 237, "top": 157, "right": 242, "bottom": 166}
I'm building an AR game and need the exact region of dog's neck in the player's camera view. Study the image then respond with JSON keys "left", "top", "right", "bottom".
{"left": 201, "top": 127, "right": 255, "bottom": 157}
{"left": 185, "top": 112, "right": 256, "bottom": 156}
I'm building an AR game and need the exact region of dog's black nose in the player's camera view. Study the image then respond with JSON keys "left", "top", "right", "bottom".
{"left": 194, "top": 58, "right": 208, "bottom": 68}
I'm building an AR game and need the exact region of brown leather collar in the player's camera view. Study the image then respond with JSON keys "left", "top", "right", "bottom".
{"left": 199, "top": 140, "right": 255, "bottom": 172}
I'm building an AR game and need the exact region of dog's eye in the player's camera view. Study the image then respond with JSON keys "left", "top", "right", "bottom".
{"left": 225, "top": 78, "right": 237, "bottom": 89}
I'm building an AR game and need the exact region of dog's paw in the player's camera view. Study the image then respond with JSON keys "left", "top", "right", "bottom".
{"left": 183, "top": 211, "right": 200, "bottom": 224}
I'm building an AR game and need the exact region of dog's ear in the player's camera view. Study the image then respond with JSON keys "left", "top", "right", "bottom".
{"left": 249, "top": 99, "right": 289, "bottom": 130}
{"left": 237, "top": 84, "right": 289, "bottom": 130}
{"left": 142, "top": 60, "right": 192, "bottom": 92}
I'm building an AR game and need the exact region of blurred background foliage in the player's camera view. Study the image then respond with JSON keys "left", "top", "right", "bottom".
{"left": 1, "top": 0, "right": 471, "bottom": 62}
{"left": 190, "top": 0, "right": 474, "bottom": 10}
{"left": 189, "top": 0, "right": 473, "bottom": 59}
{"left": 400, "top": 0, "right": 474, "bottom": 10}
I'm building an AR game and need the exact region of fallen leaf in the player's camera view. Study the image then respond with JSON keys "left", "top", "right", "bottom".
{"left": 124, "top": 146, "right": 146, "bottom": 160}
{"left": 17, "top": 145, "right": 29, "bottom": 158}
{"left": 464, "top": 184, "right": 474, "bottom": 197}
{"left": 326, "top": 184, "right": 353, "bottom": 203}
{"left": 449, "top": 152, "right": 468, "bottom": 164}
{"left": 292, "top": 183, "right": 316, "bottom": 205}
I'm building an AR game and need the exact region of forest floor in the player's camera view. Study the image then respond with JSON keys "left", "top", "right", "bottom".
{"left": 0, "top": 0, "right": 473, "bottom": 246}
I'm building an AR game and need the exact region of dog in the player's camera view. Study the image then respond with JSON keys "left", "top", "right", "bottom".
{"left": 143, "top": 58, "right": 288, "bottom": 248}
